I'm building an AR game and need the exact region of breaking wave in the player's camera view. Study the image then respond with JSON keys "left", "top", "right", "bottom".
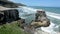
{"left": 18, "top": 7, "right": 60, "bottom": 34}
{"left": 41, "top": 12, "right": 60, "bottom": 34}
{"left": 46, "top": 12, "right": 60, "bottom": 20}
{"left": 41, "top": 21, "right": 59, "bottom": 34}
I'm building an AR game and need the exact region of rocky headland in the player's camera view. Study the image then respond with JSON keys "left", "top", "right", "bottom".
{"left": 0, "top": 0, "right": 51, "bottom": 34}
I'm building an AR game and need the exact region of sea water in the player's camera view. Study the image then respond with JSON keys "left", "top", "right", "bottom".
{"left": 18, "top": 6, "right": 60, "bottom": 34}
{"left": 29, "top": 6, "right": 60, "bottom": 34}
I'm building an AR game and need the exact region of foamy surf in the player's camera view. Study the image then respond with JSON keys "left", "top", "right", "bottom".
{"left": 46, "top": 12, "right": 60, "bottom": 20}
{"left": 41, "top": 21, "right": 59, "bottom": 34}
{"left": 17, "top": 7, "right": 60, "bottom": 34}
{"left": 34, "top": 22, "right": 59, "bottom": 34}
{"left": 19, "top": 7, "right": 60, "bottom": 20}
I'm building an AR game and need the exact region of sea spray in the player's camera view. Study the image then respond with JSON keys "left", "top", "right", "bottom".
{"left": 41, "top": 21, "right": 59, "bottom": 34}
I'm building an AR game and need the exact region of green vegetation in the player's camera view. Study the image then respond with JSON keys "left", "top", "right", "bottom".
{"left": 0, "top": 21, "right": 28, "bottom": 34}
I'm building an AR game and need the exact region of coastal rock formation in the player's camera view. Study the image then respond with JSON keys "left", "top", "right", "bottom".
{"left": 0, "top": 0, "right": 26, "bottom": 24}
{"left": 0, "top": 8, "right": 20, "bottom": 24}
{"left": 31, "top": 10, "right": 50, "bottom": 28}
{"left": 0, "top": 0, "right": 50, "bottom": 34}
{"left": 0, "top": 0, "right": 26, "bottom": 8}
{"left": 0, "top": 6, "right": 50, "bottom": 34}
{"left": 0, "top": 12, "right": 4, "bottom": 24}
{"left": 20, "top": 10, "right": 50, "bottom": 34}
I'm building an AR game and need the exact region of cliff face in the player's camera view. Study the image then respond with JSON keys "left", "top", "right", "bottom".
{"left": 0, "top": 6, "right": 50, "bottom": 27}
{"left": 0, "top": 0, "right": 26, "bottom": 24}
{"left": 0, "top": 6, "right": 50, "bottom": 34}
{"left": 0, "top": 9, "right": 20, "bottom": 24}
{"left": 0, "top": 0, "right": 25, "bottom": 24}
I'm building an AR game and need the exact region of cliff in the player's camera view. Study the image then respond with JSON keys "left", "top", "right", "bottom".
{"left": 0, "top": 7, "right": 20, "bottom": 24}
{"left": 0, "top": 5, "right": 50, "bottom": 34}
{"left": 0, "top": 0, "right": 26, "bottom": 8}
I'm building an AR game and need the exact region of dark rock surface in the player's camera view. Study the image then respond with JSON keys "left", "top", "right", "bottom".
{"left": 0, "top": 9, "right": 20, "bottom": 24}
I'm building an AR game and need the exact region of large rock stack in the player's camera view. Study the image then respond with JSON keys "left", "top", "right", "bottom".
{"left": 31, "top": 10, "right": 50, "bottom": 28}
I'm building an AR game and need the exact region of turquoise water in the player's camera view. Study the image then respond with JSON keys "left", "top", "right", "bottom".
{"left": 28, "top": 6, "right": 60, "bottom": 33}
{"left": 29, "top": 6, "right": 60, "bottom": 14}
{"left": 29, "top": 6, "right": 60, "bottom": 24}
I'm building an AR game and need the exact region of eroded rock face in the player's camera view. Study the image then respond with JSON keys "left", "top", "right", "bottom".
{"left": 0, "top": 14, "right": 4, "bottom": 22}
{"left": 31, "top": 10, "right": 50, "bottom": 28}
{"left": 0, "top": 9, "right": 20, "bottom": 24}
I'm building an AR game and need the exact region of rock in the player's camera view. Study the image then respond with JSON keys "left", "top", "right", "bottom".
{"left": 0, "top": 14, "right": 4, "bottom": 24}
{"left": 24, "top": 26, "right": 35, "bottom": 34}
{"left": 4, "top": 9, "right": 19, "bottom": 22}
{"left": 31, "top": 10, "right": 50, "bottom": 28}
{"left": 0, "top": 9, "right": 20, "bottom": 24}
{"left": 17, "top": 19, "right": 25, "bottom": 29}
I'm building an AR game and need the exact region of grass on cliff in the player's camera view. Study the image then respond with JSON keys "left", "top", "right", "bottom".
{"left": 0, "top": 21, "right": 28, "bottom": 34}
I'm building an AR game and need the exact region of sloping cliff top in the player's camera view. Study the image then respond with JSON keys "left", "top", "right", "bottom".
{"left": 0, "top": 6, "right": 18, "bottom": 11}
{"left": 0, "top": 0, "right": 26, "bottom": 8}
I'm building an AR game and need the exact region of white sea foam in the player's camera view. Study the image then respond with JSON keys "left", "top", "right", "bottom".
{"left": 18, "top": 7, "right": 60, "bottom": 34}
{"left": 46, "top": 12, "right": 60, "bottom": 20}
{"left": 41, "top": 22, "right": 59, "bottom": 34}
{"left": 41, "top": 12, "right": 60, "bottom": 34}
{"left": 19, "top": 7, "right": 60, "bottom": 20}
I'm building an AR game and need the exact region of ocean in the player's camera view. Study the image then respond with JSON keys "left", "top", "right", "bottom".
{"left": 29, "top": 6, "right": 60, "bottom": 14}
{"left": 18, "top": 6, "right": 60, "bottom": 34}
{"left": 29, "top": 6, "right": 60, "bottom": 34}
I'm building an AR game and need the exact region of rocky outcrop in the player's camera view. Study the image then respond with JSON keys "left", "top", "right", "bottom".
{"left": 0, "top": 0, "right": 26, "bottom": 24}
{"left": 0, "top": 9, "right": 20, "bottom": 24}
{"left": 19, "top": 10, "right": 50, "bottom": 34}
{"left": 31, "top": 10, "right": 50, "bottom": 28}
{"left": 0, "top": 6, "right": 50, "bottom": 34}
{"left": 0, "top": 12, "right": 4, "bottom": 23}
